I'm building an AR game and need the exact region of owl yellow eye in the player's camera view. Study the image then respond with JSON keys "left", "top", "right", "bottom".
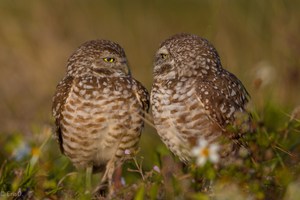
{"left": 160, "top": 53, "right": 168, "bottom": 59}
{"left": 103, "top": 57, "right": 115, "bottom": 63}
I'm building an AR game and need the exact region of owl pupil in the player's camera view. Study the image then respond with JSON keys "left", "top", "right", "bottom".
{"left": 160, "top": 54, "right": 168, "bottom": 59}
{"left": 103, "top": 57, "right": 115, "bottom": 62}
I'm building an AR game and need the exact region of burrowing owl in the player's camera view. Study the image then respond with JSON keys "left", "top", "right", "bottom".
{"left": 151, "top": 33, "right": 250, "bottom": 163}
{"left": 52, "top": 40, "right": 149, "bottom": 192}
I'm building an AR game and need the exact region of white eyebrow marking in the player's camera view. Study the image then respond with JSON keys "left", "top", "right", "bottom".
{"left": 157, "top": 46, "right": 169, "bottom": 55}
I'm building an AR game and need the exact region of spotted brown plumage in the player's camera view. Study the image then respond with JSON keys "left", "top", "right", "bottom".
{"left": 52, "top": 40, "right": 149, "bottom": 192}
{"left": 151, "top": 33, "right": 250, "bottom": 163}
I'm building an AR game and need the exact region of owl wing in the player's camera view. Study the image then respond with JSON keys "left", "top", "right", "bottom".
{"left": 131, "top": 79, "right": 150, "bottom": 113}
{"left": 52, "top": 75, "right": 74, "bottom": 154}
{"left": 196, "top": 70, "right": 250, "bottom": 131}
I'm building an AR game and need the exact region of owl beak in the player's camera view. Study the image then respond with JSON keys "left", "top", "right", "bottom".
{"left": 123, "top": 63, "right": 131, "bottom": 76}
{"left": 121, "top": 59, "right": 131, "bottom": 75}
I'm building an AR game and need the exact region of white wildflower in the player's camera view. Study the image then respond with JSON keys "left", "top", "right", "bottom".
{"left": 124, "top": 149, "right": 131, "bottom": 155}
{"left": 121, "top": 177, "right": 126, "bottom": 186}
{"left": 13, "top": 142, "right": 31, "bottom": 161}
{"left": 191, "top": 138, "right": 220, "bottom": 166}
{"left": 153, "top": 165, "right": 161, "bottom": 173}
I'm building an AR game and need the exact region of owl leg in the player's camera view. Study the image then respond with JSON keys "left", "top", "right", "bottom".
{"left": 93, "top": 159, "right": 116, "bottom": 198}
{"left": 103, "top": 159, "right": 116, "bottom": 197}
{"left": 112, "top": 165, "right": 123, "bottom": 190}
{"left": 84, "top": 166, "right": 92, "bottom": 195}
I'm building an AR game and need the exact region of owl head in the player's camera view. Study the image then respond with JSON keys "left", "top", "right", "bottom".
{"left": 66, "top": 40, "right": 130, "bottom": 77}
{"left": 153, "top": 33, "right": 222, "bottom": 80}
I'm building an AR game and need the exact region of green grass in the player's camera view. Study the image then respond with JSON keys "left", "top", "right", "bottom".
{"left": 0, "top": 108, "right": 299, "bottom": 199}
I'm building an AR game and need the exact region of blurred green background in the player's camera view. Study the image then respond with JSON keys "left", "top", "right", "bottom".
{"left": 0, "top": 0, "right": 299, "bottom": 162}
